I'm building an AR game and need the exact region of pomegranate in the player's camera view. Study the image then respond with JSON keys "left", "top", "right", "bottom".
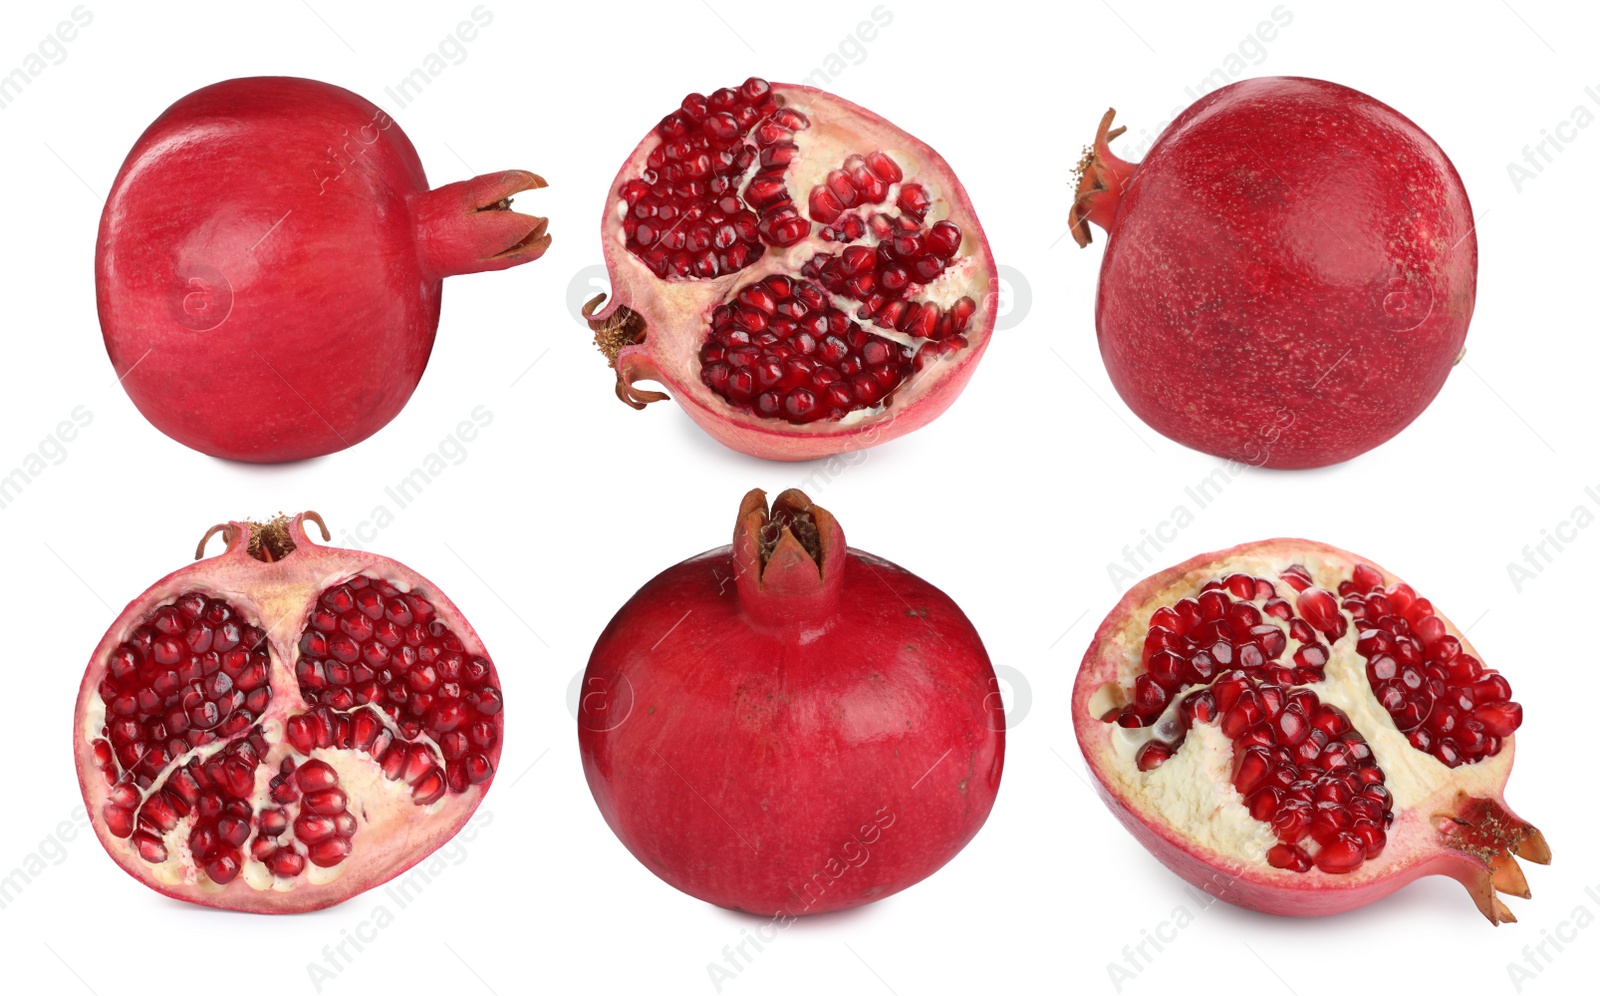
{"left": 1074, "top": 540, "right": 1548, "bottom": 923}
{"left": 74, "top": 513, "right": 504, "bottom": 912}
{"left": 578, "top": 489, "right": 1003, "bottom": 914}
{"left": 1070, "top": 77, "right": 1476, "bottom": 468}
{"left": 585, "top": 78, "right": 996, "bottom": 461}
{"left": 96, "top": 77, "right": 551, "bottom": 463}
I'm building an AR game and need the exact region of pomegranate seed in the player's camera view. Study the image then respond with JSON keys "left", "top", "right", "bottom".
{"left": 1313, "top": 833, "right": 1367, "bottom": 873}
{"left": 1475, "top": 701, "right": 1522, "bottom": 737}
{"left": 1267, "top": 843, "right": 1313, "bottom": 872}
{"left": 1295, "top": 587, "right": 1345, "bottom": 640}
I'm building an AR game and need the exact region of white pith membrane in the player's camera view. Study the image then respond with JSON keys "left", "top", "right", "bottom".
{"left": 593, "top": 82, "right": 996, "bottom": 439}
{"left": 74, "top": 516, "right": 500, "bottom": 912}
{"left": 1077, "top": 541, "right": 1547, "bottom": 922}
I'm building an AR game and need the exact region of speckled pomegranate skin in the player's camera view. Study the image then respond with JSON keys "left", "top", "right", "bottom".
{"left": 1093, "top": 77, "right": 1476, "bottom": 469}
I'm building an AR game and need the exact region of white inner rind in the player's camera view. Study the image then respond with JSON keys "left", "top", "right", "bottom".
{"left": 1095, "top": 550, "right": 1513, "bottom": 872}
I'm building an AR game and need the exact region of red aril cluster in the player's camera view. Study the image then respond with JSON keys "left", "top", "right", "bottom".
{"left": 620, "top": 78, "right": 804, "bottom": 278}
{"left": 1337, "top": 564, "right": 1522, "bottom": 766}
{"left": 700, "top": 275, "right": 912, "bottom": 422}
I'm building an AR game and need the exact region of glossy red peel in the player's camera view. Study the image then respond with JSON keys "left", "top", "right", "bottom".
{"left": 579, "top": 489, "right": 1003, "bottom": 914}
{"left": 97, "top": 77, "right": 550, "bottom": 462}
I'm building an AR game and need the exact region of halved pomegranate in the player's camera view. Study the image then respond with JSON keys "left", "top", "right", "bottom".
{"left": 1073, "top": 540, "right": 1548, "bottom": 923}
{"left": 73, "top": 513, "right": 503, "bottom": 913}
{"left": 585, "top": 78, "right": 996, "bottom": 461}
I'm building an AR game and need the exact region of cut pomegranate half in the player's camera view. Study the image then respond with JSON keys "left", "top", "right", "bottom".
{"left": 586, "top": 78, "right": 997, "bottom": 461}
{"left": 1074, "top": 540, "right": 1548, "bottom": 923}
{"left": 74, "top": 513, "right": 503, "bottom": 913}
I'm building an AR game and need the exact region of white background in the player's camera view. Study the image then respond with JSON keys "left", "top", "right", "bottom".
{"left": 1, "top": 0, "right": 1596, "bottom": 993}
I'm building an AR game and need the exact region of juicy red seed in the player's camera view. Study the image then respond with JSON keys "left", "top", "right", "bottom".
{"left": 1351, "top": 563, "right": 1384, "bottom": 592}
{"left": 1136, "top": 740, "right": 1174, "bottom": 771}
{"left": 897, "top": 183, "right": 931, "bottom": 216}
{"left": 1267, "top": 843, "right": 1313, "bottom": 872}
{"left": 1295, "top": 587, "right": 1345, "bottom": 640}
{"left": 1313, "top": 833, "right": 1367, "bottom": 874}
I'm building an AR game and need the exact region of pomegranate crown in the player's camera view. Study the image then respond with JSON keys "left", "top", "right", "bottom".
{"left": 1069, "top": 108, "right": 1138, "bottom": 248}
{"left": 195, "top": 512, "right": 331, "bottom": 563}
{"left": 731, "top": 489, "right": 846, "bottom": 625}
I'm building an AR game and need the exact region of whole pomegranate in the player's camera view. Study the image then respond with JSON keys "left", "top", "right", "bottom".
{"left": 96, "top": 77, "right": 551, "bottom": 463}
{"left": 586, "top": 78, "right": 996, "bottom": 461}
{"left": 1073, "top": 540, "right": 1548, "bottom": 923}
{"left": 578, "top": 489, "right": 1004, "bottom": 914}
{"left": 74, "top": 513, "right": 504, "bottom": 912}
{"left": 1071, "top": 77, "right": 1476, "bottom": 468}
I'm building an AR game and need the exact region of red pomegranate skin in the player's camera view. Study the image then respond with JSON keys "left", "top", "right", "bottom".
{"left": 579, "top": 491, "right": 1003, "bottom": 915}
{"left": 1087, "top": 77, "right": 1476, "bottom": 468}
{"left": 96, "top": 77, "right": 548, "bottom": 462}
